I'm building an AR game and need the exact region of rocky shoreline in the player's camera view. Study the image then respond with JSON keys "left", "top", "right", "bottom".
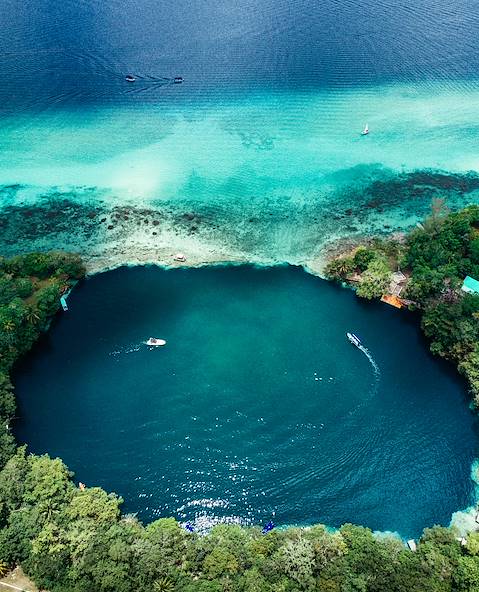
{"left": 2, "top": 168, "right": 479, "bottom": 276}
{"left": 0, "top": 199, "right": 368, "bottom": 276}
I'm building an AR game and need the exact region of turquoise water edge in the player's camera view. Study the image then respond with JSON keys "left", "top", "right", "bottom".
{"left": 3, "top": 83, "right": 479, "bottom": 272}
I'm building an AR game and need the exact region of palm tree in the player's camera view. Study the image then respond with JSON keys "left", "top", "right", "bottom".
{"left": 25, "top": 306, "right": 40, "bottom": 325}
{"left": 328, "top": 257, "right": 354, "bottom": 279}
{"left": 2, "top": 319, "right": 15, "bottom": 333}
{"left": 153, "top": 577, "right": 174, "bottom": 592}
{"left": 0, "top": 560, "right": 10, "bottom": 577}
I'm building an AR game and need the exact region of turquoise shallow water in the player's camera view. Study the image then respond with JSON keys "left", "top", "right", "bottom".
{"left": 13, "top": 266, "right": 479, "bottom": 538}
{"left": 3, "top": 83, "right": 479, "bottom": 206}
{"left": 2, "top": 0, "right": 479, "bottom": 262}
{"left": 3, "top": 84, "right": 479, "bottom": 265}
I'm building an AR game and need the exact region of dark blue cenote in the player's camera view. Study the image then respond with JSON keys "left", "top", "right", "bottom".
{"left": 13, "top": 266, "right": 479, "bottom": 538}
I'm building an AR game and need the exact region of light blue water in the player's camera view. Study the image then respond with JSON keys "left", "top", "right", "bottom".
{"left": 2, "top": 0, "right": 479, "bottom": 262}
{"left": 13, "top": 266, "right": 479, "bottom": 537}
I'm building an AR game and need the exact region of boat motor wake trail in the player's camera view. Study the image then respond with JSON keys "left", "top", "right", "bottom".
{"left": 346, "top": 332, "right": 380, "bottom": 376}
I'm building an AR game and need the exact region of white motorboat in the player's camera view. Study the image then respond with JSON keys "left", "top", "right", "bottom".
{"left": 347, "top": 332, "right": 362, "bottom": 347}
{"left": 146, "top": 337, "right": 166, "bottom": 346}
{"left": 361, "top": 123, "right": 369, "bottom": 136}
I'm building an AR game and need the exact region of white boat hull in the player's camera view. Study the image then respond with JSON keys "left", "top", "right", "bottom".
{"left": 146, "top": 338, "right": 166, "bottom": 346}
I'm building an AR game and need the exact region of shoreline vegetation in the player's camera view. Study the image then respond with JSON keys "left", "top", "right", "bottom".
{"left": 2, "top": 218, "right": 479, "bottom": 590}
{"left": 325, "top": 201, "right": 479, "bottom": 408}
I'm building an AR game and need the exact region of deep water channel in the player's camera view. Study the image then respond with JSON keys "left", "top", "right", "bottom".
{"left": 13, "top": 265, "right": 479, "bottom": 537}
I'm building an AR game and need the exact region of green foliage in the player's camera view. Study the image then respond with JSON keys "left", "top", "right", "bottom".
{"left": 278, "top": 536, "right": 315, "bottom": 588}
{"left": 203, "top": 546, "right": 239, "bottom": 579}
{"left": 453, "top": 556, "right": 479, "bottom": 591}
{"left": 67, "top": 487, "right": 122, "bottom": 525}
{"left": 0, "top": 448, "right": 475, "bottom": 591}
{"left": 14, "top": 277, "right": 34, "bottom": 299}
{"left": 458, "top": 348, "right": 479, "bottom": 407}
{"left": 353, "top": 246, "right": 377, "bottom": 271}
{"left": 356, "top": 257, "right": 391, "bottom": 300}
{"left": 324, "top": 256, "right": 355, "bottom": 281}
{"left": 3, "top": 252, "right": 85, "bottom": 280}
{"left": 469, "top": 238, "right": 479, "bottom": 264}
{"left": 153, "top": 576, "right": 175, "bottom": 591}
{"left": 0, "top": 252, "right": 84, "bottom": 472}
{"left": 1, "top": 241, "right": 479, "bottom": 591}
{"left": 330, "top": 204, "right": 479, "bottom": 405}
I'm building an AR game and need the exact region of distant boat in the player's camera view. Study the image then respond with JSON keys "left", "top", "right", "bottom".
{"left": 146, "top": 337, "right": 166, "bottom": 346}
{"left": 174, "top": 76, "right": 183, "bottom": 84}
{"left": 347, "top": 332, "right": 362, "bottom": 347}
{"left": 125, "top": 74, "right": 136, "bottom": 82}
{"left": 361, "top": 123, "right": 369, "bottom": 136}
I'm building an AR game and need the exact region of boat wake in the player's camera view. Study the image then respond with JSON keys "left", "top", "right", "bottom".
{"left": 346, "top": 340, "right": 381, "bottom": 418}
{"left": 357, "top": 345, "right": 380, "bottom": 377}
{"left": 109, "top": 344, "right": 141, "bottom": 357}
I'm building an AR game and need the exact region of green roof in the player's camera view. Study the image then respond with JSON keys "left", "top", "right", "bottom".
{"left": 462, "top": 276, "right": 479, "bottom": 293}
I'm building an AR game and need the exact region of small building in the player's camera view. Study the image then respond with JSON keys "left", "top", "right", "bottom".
{"left": 461, "top": 276, "right": 479, "bottom": 295}
{"left": 391, "top": 271, "right": 407, "bottom": 284}
{"left": 389, "top": 270, "right": 407, "bottom": 296}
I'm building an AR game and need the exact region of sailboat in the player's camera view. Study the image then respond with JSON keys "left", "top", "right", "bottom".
{"left": 361, "top": 123, "right": 369, "bottom": 136}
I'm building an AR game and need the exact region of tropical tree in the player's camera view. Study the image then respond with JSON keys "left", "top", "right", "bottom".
{"left": 0, "top": 560, "right": 9, "bottom": 577}
{"left": 153, "top": 577, "right": 175, "bottom": 592}
{"left": 2, "top": 320, "right": 15, "bottom": 333}
{"left": 325, "top": 257, "right": 355, "bottom": 280}
{"left": 356, "top": 258, "right": 391, "bottom": 299}
{"left": 25, "top": 306, "right": 40, "bottom": 326}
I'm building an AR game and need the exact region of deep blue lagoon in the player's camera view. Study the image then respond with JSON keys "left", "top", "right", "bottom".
{"left": 13, "top": 266, "right": 478, "bottom": 537}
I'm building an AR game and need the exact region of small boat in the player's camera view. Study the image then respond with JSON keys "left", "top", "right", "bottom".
{"left": 347, "top": 332, "right": 362, "bottom": 347}
{"left": 361, "top": 123, "right": 369, "bottom": 136}
{"left": 125, "top": 74, "right": 136, "bottom": 82}
{"left": 262, "top": 520, "right": 275, "bottom": 535}
{"left": 174, "top": 76, "right": 183, "bottom": 84}
{"left": 146, "top": 337, "right": 166, "bottom": 347}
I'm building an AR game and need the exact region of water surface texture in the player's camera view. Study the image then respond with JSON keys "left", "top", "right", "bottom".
{"left": 2, "top": 0, "right": 479, "bottom": 264}
{"left": 14, "top": 266, "right": 478, "bottom": 537}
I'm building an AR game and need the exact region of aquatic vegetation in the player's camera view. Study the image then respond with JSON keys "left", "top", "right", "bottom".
{"left": 1, "top": 168, "right": 479, "bottom": 274}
